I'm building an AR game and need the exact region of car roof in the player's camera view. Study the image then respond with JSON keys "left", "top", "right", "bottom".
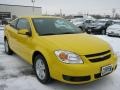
{"left": 10, "top": 16, "right": 62, "bottom": 23}
{"left": 20, "top": 16, "right": 62, "bottom": 19}
{"left": 97, "top": 19, "right": 110, "bottom": 22}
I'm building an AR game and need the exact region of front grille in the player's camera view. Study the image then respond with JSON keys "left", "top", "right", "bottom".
{"left": 94, "top": 73, "right": 101, "bottom": 79}
{"left": 85, "top": 50, "right": 111, "bottom": 63}
{"left": 85, "top": 50, "right": 110, "bottom": 57}
{"left": 89, "top": 54, "right": 111, "bottom": 62}
{"left": 115, "top": 65, "right": 117, "bottom": 70}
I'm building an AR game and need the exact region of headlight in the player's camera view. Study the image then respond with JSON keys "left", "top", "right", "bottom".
{"left": 55, "top": 50, "right": 83, "bottom": 64}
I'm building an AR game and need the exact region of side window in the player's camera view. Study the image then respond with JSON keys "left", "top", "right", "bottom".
{"left": 85, "top": 20, "right": 90, "bottom": 23}
{"left": 10, "top": 19, "right": 18, "bottom": 28}
{"left": 17, "top": 19, "right": 31, "bottom": 31}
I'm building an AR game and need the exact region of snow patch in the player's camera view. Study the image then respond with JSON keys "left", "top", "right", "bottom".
{"left": 0, "top": 27, "right": 120, "bottom": 90}
{"left": 0, "top": 30, "right": 4, "bottom": 45}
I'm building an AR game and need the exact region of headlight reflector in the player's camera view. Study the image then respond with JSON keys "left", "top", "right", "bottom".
{"left": 55, "top": 50, "right": 83, "bottom": 64}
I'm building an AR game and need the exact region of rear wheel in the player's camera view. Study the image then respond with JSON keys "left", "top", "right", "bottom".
{"left": 102, "top": 30, "right": 106, "bottom": 35}
{"left": 34, "top": 54, "right": 52, "bottom": 84}
{"left": 4, "top": 39, "right": 13, "bottom": 55}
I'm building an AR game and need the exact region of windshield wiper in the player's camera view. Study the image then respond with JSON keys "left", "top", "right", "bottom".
{"left": 41, "top": 32, "right": 80, "bottom": 36}
{"left": 41, "top": 33, "right": 57, "bottom": 36}
{"left": 60, "top": 32, "right": 79, "bottom": 34}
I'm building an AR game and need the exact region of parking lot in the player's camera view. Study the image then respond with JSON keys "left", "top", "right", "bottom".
{"left": 0, "top": 28, "right": 120, "bottom": 90}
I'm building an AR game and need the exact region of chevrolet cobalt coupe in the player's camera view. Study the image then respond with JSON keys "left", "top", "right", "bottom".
{"left": 4, "top": 16, "right": 117, "bottom": 84}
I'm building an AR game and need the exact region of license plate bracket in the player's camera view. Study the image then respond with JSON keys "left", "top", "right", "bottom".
{"left": 101, "top": 65, "right": 113, "bottom": 76}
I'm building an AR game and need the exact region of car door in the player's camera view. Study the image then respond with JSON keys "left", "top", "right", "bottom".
{"left": 6, "top": 19, "right": 19, "bottom": 53}
{"left": 15, "top": 18, "right": 34, "bottom": 63}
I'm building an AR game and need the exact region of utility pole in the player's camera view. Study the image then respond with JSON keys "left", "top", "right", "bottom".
{"left": 60, "top": 9, "right": 62, "bottom": 17}
{"left": 31, "top": 0, "right": 35, "bottom": 15}
{"left": 46, "top": 10, "right": 48, "bottom": 15}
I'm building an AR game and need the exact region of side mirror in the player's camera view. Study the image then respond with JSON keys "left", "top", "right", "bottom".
{"left": 18, "top": 29, "right": 31, "bottom": 36}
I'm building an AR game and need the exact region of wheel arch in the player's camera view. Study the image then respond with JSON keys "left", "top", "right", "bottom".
{"left": 4, "top": 36, "right": 7, "bottom": 41}
{"left": 32, "top": 51, "right": 48, "bottom": 66}
{"left": 32, "top": 50, "right": 52, "bottom": 83}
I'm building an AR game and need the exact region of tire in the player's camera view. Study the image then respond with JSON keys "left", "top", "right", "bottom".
{"left": 33, "top": 54, "right": 52, "bottom": 84}
{"left": 4, "top": 39, "right": 13, "bottom": 55}
{"left": 79, "top": 27, "right": 83, "bottom": 30}
{"left": 87, "top": 28, "right": 92, "bottom": 34}
{"left": 102, "top": 30, "right": 106, "bottom": 35}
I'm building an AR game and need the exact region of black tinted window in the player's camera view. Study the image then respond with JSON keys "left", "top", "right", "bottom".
{"left": 17, "top": 19, "right": 30, "bottom": 30}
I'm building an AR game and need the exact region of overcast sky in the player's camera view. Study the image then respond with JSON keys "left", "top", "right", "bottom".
{"left": 0, "top": 0, "right": 120, "bottom": 15}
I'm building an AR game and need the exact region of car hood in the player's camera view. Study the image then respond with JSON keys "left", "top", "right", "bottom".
{"left": 108, "top": 24, "right": 120, "bottom": 29}
{"left": 41, "top": 33, "right": 110, "bottom": 55}
{"left": 73, "top": 22, "right": 83, "bottom": 26}
{"left": 107, "top": 24, "right": 120, "bottom": 32}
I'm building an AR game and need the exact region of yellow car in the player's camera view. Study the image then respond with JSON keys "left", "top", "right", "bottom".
{"left": 4, "top": 16, "right": 117, "bottom": 84}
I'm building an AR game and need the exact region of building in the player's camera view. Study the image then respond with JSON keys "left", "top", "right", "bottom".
{"left": 0, "top": 4, "right": 42, "bottom": 19}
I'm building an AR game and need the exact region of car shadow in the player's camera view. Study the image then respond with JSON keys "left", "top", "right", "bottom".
{"left": 46, "top": 76, "right": 115, "bottom": 90}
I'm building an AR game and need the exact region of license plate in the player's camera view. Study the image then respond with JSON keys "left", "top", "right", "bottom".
{"left": 101, "top": 65, "right": 113, "bottom": 76}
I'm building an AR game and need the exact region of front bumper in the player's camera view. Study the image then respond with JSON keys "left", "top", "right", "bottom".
{"left": 50, "top": 54, "right": 117, "bottom": 84}
{"left": 87, "top": 27, "right": 104, "bottom": 34}
{"left": 107, "top": 32, "right": 120, "bottom": 37}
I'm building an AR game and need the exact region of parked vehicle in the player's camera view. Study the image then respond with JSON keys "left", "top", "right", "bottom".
{"left": 0, "top": 20, "right": 2, "bottom": 25}
{"left": 106, "top": 23, "right": 120, "bottom": 37}
{"left": 70, "top": 18, "right": 95, "bottom": 32}
{"left": 4, "top": 16, "right": 117, "bottom": 84}
{"left": 86, "top": 19, "right": 113, "bottom": 35}
{"left": 112, "top": 20, "right": 120, "bottom": 24}
{"left": 70, "top": 18, "right": 84, "bottom": 29}
{"left": 1, "top": 18, "right": 8, "bottom": 25}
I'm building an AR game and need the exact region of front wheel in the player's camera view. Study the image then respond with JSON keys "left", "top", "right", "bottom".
{"left": 86, "top": 28, "right": 91, "bottom": 34}
{"left": 34, "top": 54, "right": 52, "bottom": 84}
{"left": 4, "top": 39, "right": 13, "bottom": 55}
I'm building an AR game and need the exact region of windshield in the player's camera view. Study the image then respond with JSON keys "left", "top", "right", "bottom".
{"left": 96, "top": 21, "right": 106, "bottom": 24}
{"left": 32, "top": 18, "right": 83, "bottom": 36}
